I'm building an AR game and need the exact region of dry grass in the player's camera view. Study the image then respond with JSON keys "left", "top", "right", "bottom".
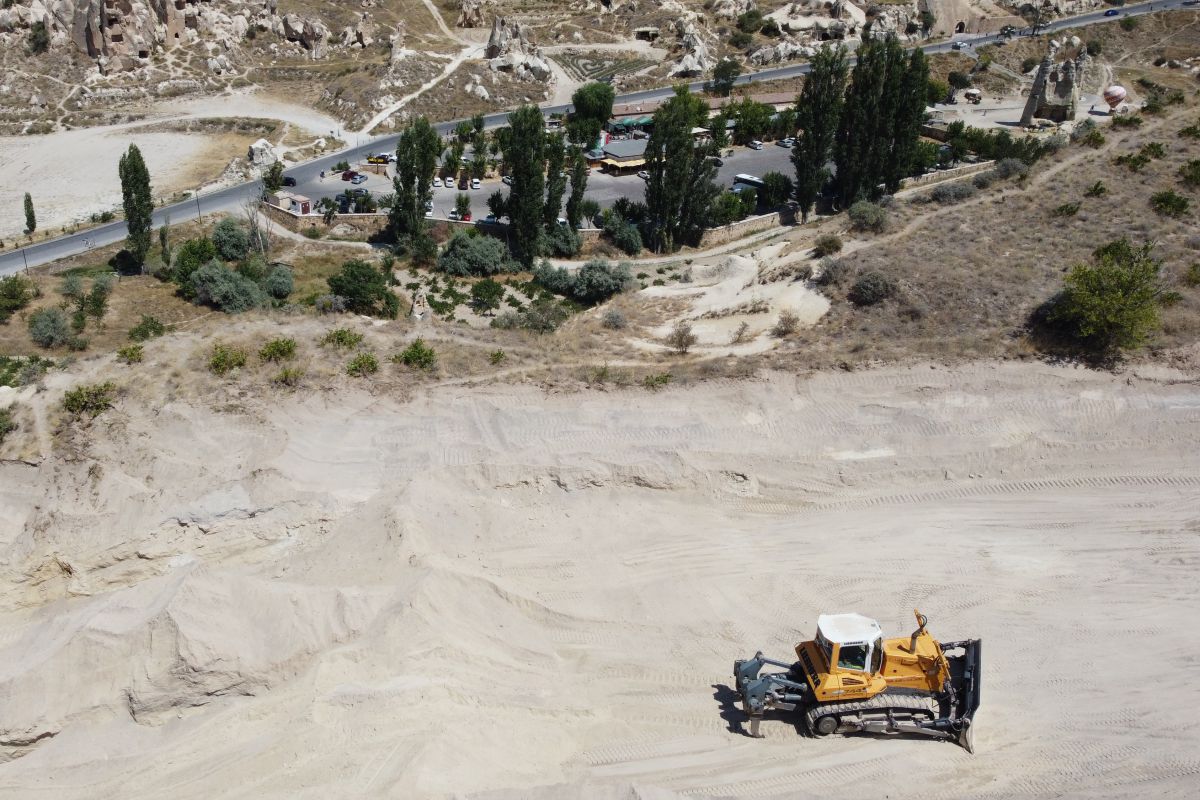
{"left": 779, "top": 101, "right": 1200, "bottom": 369}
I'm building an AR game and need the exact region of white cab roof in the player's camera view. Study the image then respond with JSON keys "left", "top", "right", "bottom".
{"left": 817, "top": 613, "right": 882, "bottom": 644}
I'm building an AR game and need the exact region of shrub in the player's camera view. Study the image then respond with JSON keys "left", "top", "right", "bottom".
{"left": 813, "top": 234, "right": 843, "bottom": 257}
{"left": 643, "top": 372, "right": 672, "bottom": 390}
{"left": 1086, "top": 39, "right": 1102, "bottom": 56}
{"left": 1111, "top": 114, "right": 1142, "bottom": 129}
{"left": 209, "top": 343, "right": 247, "bottom": 375}
{"left": 259, "top": 337, "right": 297, "bottom": 362}
{"left": 816, "top": 258, "right": 850, "bottom": 287}
{"left": 0, "top": 275, "right": 35, "bottom": 323}
{"left": 489, "top": 349, "right": 506, "bottom": 365}
{"left": 1179, "top": 160, "right": 1200, "bottom": 188}
{"left": 395, "top": 338, "right": 437, "bottom": 370}
{"left": 771, "top": 310, "right": 800, "bottom": 338}
{"left": 848, "top": 272, "right": 895, "bottom": 306}
{"left": 1180, "top": 124, "right": 1200, "bottom": 141}
{"left": 61, "top": 272, "right": 85, "bottom": 300}
{"left": 172, "top": 237, "right": 218, "bottom": 290}
{"left": 1119, "top": 16, "right": 1137, "bottom": 31}
{"left": 327, "top": 259, "right": 397, "bottom": 317}
{"left": 0, "top": 408, "right": 14, "bottom": 444}
{"left": 602, "top": 309, "right": 627, "bottom": 330}
{"left": 128, "top": 315, "right": 166, "bottom": 341}
{"left": 736, "top": 8, "right": 763, "bottom": 32}
{"left": 67, "top": 336, "right": 89, "bottom": 352}
{"left": 191, "top": 261, "right": 267, "bottom": 313}
{"left": 930, "top": 182, "right": 976, "bottom": 204}
{"left": 1053, "top": 202, "right": 1081, "bottom": 217}
{"left": 212, "top": 218, "right": 250, "bottom": 261}
{"left": 492, "top": 297, "right": 572, "bottom": 333}
{"left": 346, "top": 352, "right": 379, "bottom": 377}
{"left": 947, "top": 71, "right": 972, "bottom": 90}
{"left": 993, "top": 158, "right": 1029, "bottom": 180}
{"left": 62, "top": 381, "right": 116, "bottom": 417}
{"left": 1150, "top": 191, "right": 1190, "bottom": 218}
{"left": 470, "top": 278, "right": 505, "bottom": 314}
{"left": 848, "top": 201, "right": 887, "bottom": 233}
{"left": 263, "top": 265, "right": 294, "bottom": 299}
{"left": 438, "top": 232, "right": 514, "bottom": 277}
{"left": 1183, "top": 263, "right": 1200, "bottom": 288}
{"left": 1049, "top": 239, "right": 1162, "bottom": 354}
{"left": 315, "top": 294, "right": 347, "bottom": 314}
{"left": 1021, "top": 57, "right": 1038, "bottom": 73}
{"left": 333, "top": 160, "right": 351, "bottom": 171}
{"left": 28, "top": 308, "right": 71, "bottom": 348}
{"left": 322, "top": 328, "right": 364, "bottom": 349}
{"left": 117, "top": 344, "right": 144, "bottom": 364}
{"left": 1079, "top": 128, "right": 1105, "bottom": 148}
{"left": 973, "top": 171, "right": 996, "bottom": 190}
{"left": 729, "top": 30, "right": 753, "bottom": 49}
{"left": 304, "top": 227, "right": 322, "bottom": 239}
{"left": 609, "top": 221, "right": 643, "bottom": 256}
{"left": 544, "top": 224, "right": 582, "bottom": 257}
{"left": 666, "top": 320, "right": 698, "bottom": 354}
{"left": 1084, "top": 180, "right": 1108, "bottom": 198}
{"left": 274, "top": 367, "right": 304, "bottom": 386}
{"left": 572, "top": 261, "right": 633, "bottom": 304}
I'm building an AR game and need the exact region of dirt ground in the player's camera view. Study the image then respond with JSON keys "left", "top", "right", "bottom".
{"left": 1, "top": 353, "right": 1198, "bottom": 798}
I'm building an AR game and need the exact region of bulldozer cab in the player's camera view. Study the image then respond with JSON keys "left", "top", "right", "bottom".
{"left": 810, "top": 613, "right": 885, "bottom": 675}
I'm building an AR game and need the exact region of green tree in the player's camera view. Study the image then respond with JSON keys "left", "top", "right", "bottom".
{"left": 327, "top": 259, "right": 397, "bottom": 318}
{"left": 28, "top": 20, "right": 49, "bottom": 54}
{"left": 644, "top": 86, "right": 720, "bottom": 252}
{"left": 737, "top": 9, "right": 764, "bottom": 33}
{"left": 390, "top": 117, "right": 441, "bottom": 258}
{"left": 263, "top": 161, "right": 285, "bottom": 193}
{"left": 23, "top": 192, "right": 35, "bottom": 235}
{"left": 760, "top": 172, "right": 794, "bottom": 207}
{"left": 772, "top": 108, "right": 798, "bottom": 141}
{"left": 455, "top": 192, "right": 471, "bottom": 219}
{"left": 709, "top": 109, "right": 731, "bottom": 151}
{"left": 470, "top": 278, "right": 505, "bottom": 314}
{"left": 118, "top": 144, "right": 154, "bottom": 266}
{"left": 543, "top": 133, "right": 568, "bottom": 229}
{"left": 569, "top": 82, "right": 616, "bottom": 147}
{"left": 727, "top": 98, "right": 773, "bottom": 144}
{"left": 565, "top": 149, "right": 589, "bottom": 229}
{"left": 503, "top": 105, "right": 547, "bottom": 266}
{"left": 710, "top": 58, "right": 742, "bottom": 97}
{"left": 471, "top": 113, "right": 485, "bottom": 135}
{"left": 487, "top": 190, "right": 507, "bottom": 219}
{"left": 833, "top": 35, "right": 920, "bottom": 206}
{"left": 159, "top": 215, "right": 171, "bottom": 264}
{"left": 793, "top": 44, "right": 848, "bottom": 220}
{"left": 1050, "top": 239, "right": 1164, "bottom": 354}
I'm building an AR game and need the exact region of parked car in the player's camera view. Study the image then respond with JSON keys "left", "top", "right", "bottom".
{"left": 778, "top": 137, "right": 796, "bottom": 148}
{"left": 348, "top": 188, "right": 369, "bottom": 198}
{"left": 637, "top": 170, "right": 650, "bottom": 180}
{"left": 951, "top": 41, "right": 964, "bottom": 50}
{"left": 341, "top": 170, "right": 357, "bottom": 181}
{"left": 448, "top": 209, "right": 460, "bottom": 220}
{"left": 471, "top": 178, "right": 481, "bottom": 189}
{"left": 350, "top": 174, "right": 368, "bottom": 185}
{"left": 1103, "top": 8, "right": 1119, "bottom": 15}
{"left": 459, "top": 179, "right": 469, "bottom": 190}
{"left": 432, "top": 177, "right": 443, "bottom": 188}
{"left": 483, "top": 214, "right": 497, "bottom": 224}
{"left": 425, "top": 208, "right": 434, "bottom": 218}
{"left": 367, "top": 155, "right": 389, "bottom": 165}
{"left": 1183, "top": 1, "right": 1199, "bottom": 6}
{"left": 748, "top": 140, "right": 763, "bottom": 150}
{"left": 502, "top": 175, "right": 514, "bottom": 186}
{"left": 461, "top": 211, "right": 472, "bottom": 222}
{"left": 282, "top": 176, "right": 297, "bottom": 187}
{"left": 425, "top": 200, "right": 434, "bottom": 212}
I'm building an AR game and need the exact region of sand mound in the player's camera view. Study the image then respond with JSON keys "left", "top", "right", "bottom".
{"left": 1, "top": 362, "right": 1198, "bottom": 797}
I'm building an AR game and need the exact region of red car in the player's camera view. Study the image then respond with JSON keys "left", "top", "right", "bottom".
{"left": 461, "top": 212, "right": 472, "bottom": 222}
{"left": 341, "top": 170, "right": 357, "bottom": 181}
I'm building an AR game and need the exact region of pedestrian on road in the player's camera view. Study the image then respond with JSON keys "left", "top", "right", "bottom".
{"left": 321, "top": 170, "right": 325, "bottom": 180}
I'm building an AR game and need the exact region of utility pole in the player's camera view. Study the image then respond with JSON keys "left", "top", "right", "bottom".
{"left": 194, "top": 190, "right": 203, "bottom": 224}
{"left": 21, "top": 247, "right": 29, "bottom": 273}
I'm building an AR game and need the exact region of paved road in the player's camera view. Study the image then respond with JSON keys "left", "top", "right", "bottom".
{"left": 1, "top": 0, "right": 1189, "bottom": 276}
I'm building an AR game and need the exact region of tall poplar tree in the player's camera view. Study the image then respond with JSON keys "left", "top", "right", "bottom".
{"left": 644, "top": 86, "right": 719, "bottom": 252}
{"left": 565, "top": 149, "right": 589, "bottom": 230}
{"left": 543, "top": 132, "right": 568, "bottom": 229}
{"left": 391, "top": 116, "right": 441, "bottom": 263}
{"left": 118, "top": 144, "right": 153, "bottom": 265}
{"left": 504, "top": 105, "right": 547, "bottom": 266}
{"left": 23, "top": 193, "right": 36, "bottom": 235}
{"left": 792, "top": 44, "right": 847, "bottom": 221}
{"left": 885, "top": 47, "right": 930, "bottom": 193}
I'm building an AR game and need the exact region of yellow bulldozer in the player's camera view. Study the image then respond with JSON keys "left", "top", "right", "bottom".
{"left": 734, "top": 610, "right": 981, "bottom": 751}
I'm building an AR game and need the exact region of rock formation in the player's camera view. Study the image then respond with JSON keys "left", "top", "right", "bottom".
{"left": 456, "top": 0, "right": 490, "bottom": 28}
{"left": 669, "top": 19, "right": 713, "bottom": 77}
{"left": 711, "top": 0, "right": 757, "bottom": 20}
{"left": 1020, "top": 40, "right": 1088, "bottom": 124}
{"left": 486, "top": 17, "right": 552, "bottom": 82}
{"left": 749, "top": 37, "right": 815, "bottom": 66}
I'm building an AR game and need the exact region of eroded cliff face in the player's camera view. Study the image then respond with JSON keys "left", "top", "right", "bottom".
{"left": 0, "top": 0, "right": 335, "bottom": 73}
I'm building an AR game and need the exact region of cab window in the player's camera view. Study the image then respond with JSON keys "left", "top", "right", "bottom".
{"left": 871, "top": 637, "right": 883, "bottom": 673}
{"left": 816, "top": 632, "right": 833, "bottom": 667}
{"left": 837, "top": 642, "right": 868, "bottom": 671}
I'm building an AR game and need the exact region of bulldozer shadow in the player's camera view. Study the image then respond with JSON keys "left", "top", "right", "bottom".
{"left": 711, "top": 683, "right": 811, "bottom": 739}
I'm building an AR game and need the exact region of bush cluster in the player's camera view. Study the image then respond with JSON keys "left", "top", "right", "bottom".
{"left": 0, "top": 275, "right": 36, "bottom": 323}
{"left": 346, "top": 352, "right": 379, "bottom": 377}
{"left": 117, "top": 344, "right": 144, "bottom": 364}
{"left": 848, "top": 201, "right": 887, "bottom": 233}
{"left": 812, "top": 234, "right": 843, "bottom": 257}
{"left": 930, "top": 182, "right": 976, "bottom": 204}
{"left": 533, "top": 260, "right": 632, "bottom": 305}
{"left": 28, "top": 308, "right": 71, "bottom": 348}
{"left": 128, "top": 315, "right": 166, "bottom": 341}
{"left": 259, "top": 338, "right": 297, "bottom": 362}
{"left": 395, "top": 338, "right": 437, "bottom": 370}
{"left": 209, "top": 343, "right": 248, "bottom": 375}
{"left": 848, "top": 272, "right": 895, "bottom": 306}
{"left": 322, "top": 328, "right": 364, "bottom": 349}
{"left": 492, "top": 297, "right": 573, "bottom": 333}
{"left": 438, "top": 232, "right": 515, "bottom": 277}
{"left": 62, "top": 381, "right": 117, "bottom": 417}
{"left": 192, "top": 261, "right": 267, "bottom": 313}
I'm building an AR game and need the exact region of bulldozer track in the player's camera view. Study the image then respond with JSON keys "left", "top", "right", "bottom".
{"left": 804, "top": 691, "right": 937, "bottom": 736}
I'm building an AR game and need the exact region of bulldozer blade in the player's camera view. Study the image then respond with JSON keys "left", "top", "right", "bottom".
{"left": 959, "top": 719, "right": 975, "bottom": 754}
